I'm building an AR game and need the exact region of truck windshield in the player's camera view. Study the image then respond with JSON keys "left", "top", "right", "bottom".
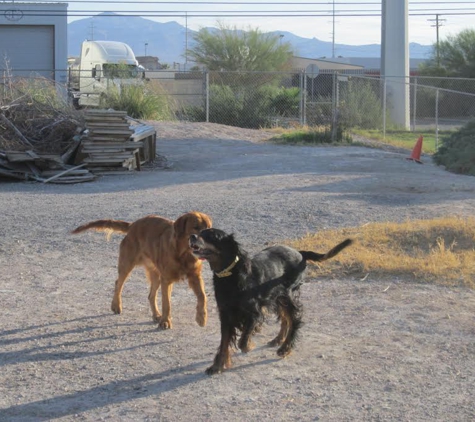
{"left": 103, "top": 64, "right": 140, "bottom": 79}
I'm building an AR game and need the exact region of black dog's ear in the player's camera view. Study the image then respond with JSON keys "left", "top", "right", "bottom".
{"left": 223, "top": 233, "right": 241, "bottom": 254}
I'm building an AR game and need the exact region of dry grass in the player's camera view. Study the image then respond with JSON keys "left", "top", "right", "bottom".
{"left": 288, "top": 216, "right": 475, "bottom": 289}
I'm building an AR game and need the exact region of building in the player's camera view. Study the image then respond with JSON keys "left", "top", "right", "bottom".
{"left": 136, "top": 56, "right": 163, "bottom": 71}
{"left": 291, "top": 56, "right": 363, "bottom": 73}
{"left": 328, "top": 57, "right": 427, "bottom": 76}
{"left": 0, "top": 2, "right": 68, "bottom": 83}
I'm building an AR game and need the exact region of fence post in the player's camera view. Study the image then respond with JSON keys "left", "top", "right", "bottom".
{"left": 301, "top": 71, "right": 307, "bottom": 126}
{"left": 205, "top": 71, "right": 209, "bottom": 123}
{"left": 435, "top": 88, "right": 439, "bottom": 150}
{"left": 412, "top": 76, "right": 417, "bottom": 132}
{"left": 331, "top": 71, "right": 338, "bottom": 142}
{"left": 382, "top": 78, "right": 387, "bottom": 139}
{"left": 299, "top": 71, "right": 303, "bottom": 125}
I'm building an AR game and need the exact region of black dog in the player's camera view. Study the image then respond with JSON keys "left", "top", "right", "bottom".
{"left": 189, "top": 228, "right": 353, "bottom": 375}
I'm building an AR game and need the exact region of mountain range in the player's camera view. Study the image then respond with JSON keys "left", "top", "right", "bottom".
{"left": 68, "top": 13, "right": 432, "bottom": 65}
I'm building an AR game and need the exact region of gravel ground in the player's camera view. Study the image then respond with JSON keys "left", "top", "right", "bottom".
{"left": 1, "top": 122, "right": 475, "bottom": 421}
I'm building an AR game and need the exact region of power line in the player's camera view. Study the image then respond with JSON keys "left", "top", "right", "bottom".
{"left": 20, "top": 0, "right": 475, "bottom": 3}
{"left": 10, "top": 11, "right": 475, "bottom": 17}
{"left": 6, "top": 5, "right": 475, "bottom": 16}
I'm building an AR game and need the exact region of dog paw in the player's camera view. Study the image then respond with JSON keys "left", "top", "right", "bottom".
{"left": 110, "top": 302, "right": 122, "bottom": 315}
{"left": 152, "top": 314, "right": 162, "bottom": 323}
{"left": 239, "top": 341, "right": 255, "bottom": 353}
{"left": 205, "top": 365, "right": 223, "bottom": 375}
{"left": 196, "top": 310, "right": 207, "bottom": 327}
{"left": 277, "top": 345, "right": 292, "bottom": 358}
{"left": 157, "top": 317, "right": 172, "bottom": 329}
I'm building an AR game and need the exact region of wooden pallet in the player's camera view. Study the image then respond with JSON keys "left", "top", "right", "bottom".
{"left": 80, "top": 110, "right": 155, "bottom": 173}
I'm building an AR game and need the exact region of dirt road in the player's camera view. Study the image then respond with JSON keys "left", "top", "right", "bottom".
{"left": 1, "top": 122, "right": 474, "bottom": 421}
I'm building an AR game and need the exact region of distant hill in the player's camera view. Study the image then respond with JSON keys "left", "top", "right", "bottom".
{"left": 68, "top": 13, "right": 432, "bottom": 65}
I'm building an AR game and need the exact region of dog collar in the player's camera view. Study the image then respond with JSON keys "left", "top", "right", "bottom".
{"left": 215, "top": 256, "right": 240, "bottom": 278}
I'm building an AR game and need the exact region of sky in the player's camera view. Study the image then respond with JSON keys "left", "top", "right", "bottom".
{"left": 43, "top": 0, "right": 475, "bottom": 45}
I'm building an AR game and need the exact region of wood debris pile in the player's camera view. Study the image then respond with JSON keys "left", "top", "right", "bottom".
{"left": 0, "top": 80, "right": 94, "bottom": 183}
{"left": 0, "top": 81, "right": 156, "bottom": 183}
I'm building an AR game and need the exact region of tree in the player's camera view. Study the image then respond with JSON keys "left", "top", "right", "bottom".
{"left": 419, "top": 29, "right": 475, "bottom": 77}
{"left": 186, "top": 22, "right": 293, "bottom": 71}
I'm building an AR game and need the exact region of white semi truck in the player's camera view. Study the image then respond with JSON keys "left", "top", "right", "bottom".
{"left": 68, "top": 40, "right": 143, "bottom": 107}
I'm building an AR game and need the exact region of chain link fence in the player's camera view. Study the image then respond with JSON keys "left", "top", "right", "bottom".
{"left": 3, "top": 68, "right": 475, "bottom": 144}
{"left": 143, "top": 70, "right": 475, "bottom": 137}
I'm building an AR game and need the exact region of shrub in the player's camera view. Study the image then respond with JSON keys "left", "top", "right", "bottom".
{"left": 434, "top": 119, "right": 475, "bottom": 175}
{"left": 1, "top": 75, "right": 70, "bottom": 111}
{"left": 272, "top": 125, "right": 352, "bottom": 144}
{"left": 208, "top": 84, "right": 242, "bottom": 126}
{"left": 238, "top": 86, "right": 273, "bottom": 128}
{"left": 100, "top": 83, "right": 174, "bottom": 120}
{"left": 339, "top": 78, "right": 383, "bottom": 129}
{"left": 267, "top": 86, "right": 300, "bottom": 117}
{"left": 187, "top": 84, "right": 300, "bottom": 128}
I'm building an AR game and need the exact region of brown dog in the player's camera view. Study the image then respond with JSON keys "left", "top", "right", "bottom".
{"left": 72, "top": 212, "right": 212, "bottom": 329}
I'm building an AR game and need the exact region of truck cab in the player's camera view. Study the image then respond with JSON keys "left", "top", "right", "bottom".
{"left": 68, "top": 40, "right": 142, "bottom": 107}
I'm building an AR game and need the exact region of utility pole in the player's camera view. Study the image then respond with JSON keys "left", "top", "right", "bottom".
{"left": 88, "top": 18, "right": 95, "bottom": 41}
{"left": 331, "top": 0, "right": 336, "bottom": 58}
{"left": 428, "top": 14, "right": 446, "bottom": 68}
{"left": 185, "top": 12, "right": 188, "bottom": 68}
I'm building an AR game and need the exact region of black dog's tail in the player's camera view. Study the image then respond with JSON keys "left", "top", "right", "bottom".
{"left": 300, "top": 238, "right": 353, "bottom": 262}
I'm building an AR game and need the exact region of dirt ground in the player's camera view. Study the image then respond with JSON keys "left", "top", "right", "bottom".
{"left": 1, "top": 122, "right": 475, "bottom": 421}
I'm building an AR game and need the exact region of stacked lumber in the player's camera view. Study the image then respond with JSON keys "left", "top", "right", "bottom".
{"left": 80, "top": 110, "right": 143, "bottom": 174}
{"left": 0, "top": 150, "right": 95, "bottom": 184}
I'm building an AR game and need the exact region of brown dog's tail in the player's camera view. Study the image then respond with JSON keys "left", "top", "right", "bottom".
{"left": 71, "top": 220, "right": 131, "bottom": 235}
{"left": 300, "top": 238, "right": 353, "bottom": 262}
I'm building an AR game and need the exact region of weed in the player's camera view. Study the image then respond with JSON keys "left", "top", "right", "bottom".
{"left": 288, "top": 216, "right": 475, "bottom": 289}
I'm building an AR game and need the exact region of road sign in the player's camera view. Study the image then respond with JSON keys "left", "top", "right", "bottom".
{"left": 306, "top": 64, "right": 320, "bottom": 78}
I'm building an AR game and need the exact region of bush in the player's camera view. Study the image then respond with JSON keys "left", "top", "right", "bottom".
{"left": 272, "top": 125, "right": 352, "bottom": 144}
{"left": 100, "top": 83, "right": 174, "bottom": 120}
{"left": 339, "top": 78, "right": 383, "bottom": 129}
{"left": 208, "top": 84, "right": 243, "bottom": 126}
{"left": 1, "top": 76, "right": 70, "bottom": 111}
{"left": 182, "top": 84, "right": 301, "bottom": 128}
{"left": 267, "top": 86, "right": 300, "bottom": 117}
{"left": 434, "top": 120, "right": 475, "bottom": 175}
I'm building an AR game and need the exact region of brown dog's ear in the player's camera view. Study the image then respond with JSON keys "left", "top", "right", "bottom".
{"left": 203, "top": 214, "right": 212, "bottom": 229}
{"left": 174, "top": 214, "right": 189, "bottom": 239}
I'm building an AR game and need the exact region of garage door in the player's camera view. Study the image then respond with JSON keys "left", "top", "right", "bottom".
{"left": 0, "top": 25, "right": 54, "bottom": 79}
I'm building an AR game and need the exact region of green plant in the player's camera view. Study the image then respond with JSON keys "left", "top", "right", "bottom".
{"left": 268, "top": 86, "right": 300, "bottom": 117}
{"left": 434, "top": 119, "right": 475, "bottom": 175}
{"left": 339, "top": 78, "right": 383, "bottom": 129}
{"left": 204, "top": 83, "right": 302, "bottom": 128}
{"left": 187, "top": 22, "right": 293, "bottom": 71}
{"left": 352, "top": 128, "right": 447, "bottom": 154}
{"left": 419, "top": 29, "right": 475, "bottom": 78}
{"left": 271, "top": 125, "right": 351, "bottom": 144}
{"left": 208, "top": 84, "right": 243, "bottom": 126}
{"left": 1, "top": 76, "right": 70, "bottom": 111}
{"left": 100, "top": 83, "right": 174, "bottom": 120}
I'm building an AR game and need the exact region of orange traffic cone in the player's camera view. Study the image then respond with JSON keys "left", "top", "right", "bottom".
{"left": 406, "top": 135, "right": 423, "bottom": 164}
